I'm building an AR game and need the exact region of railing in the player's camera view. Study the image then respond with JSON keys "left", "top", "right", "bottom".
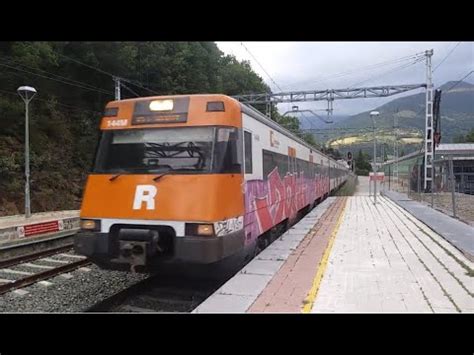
{"left": 386, "top": 158, "right": 474, "bottom": 225}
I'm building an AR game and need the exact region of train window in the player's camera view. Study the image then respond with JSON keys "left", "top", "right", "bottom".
{"left": 244, "top": 131, "right": 253, "bottom": 174}
{"left": 95, "top": 127, "right": 214, "bottom": 174}
{"left": 264, "top": 149, "right": 303, "bottom": 178}
{"left": 263, "top": 150, "right": 274, "bottom": 177}
{"left": 277, "top": 154, "right": 288, "bottom": 176}
{"left": 94, "top": 126, "right": 242, "bottom": 175}
{"left": 213, "top": 128, "right": 242, "bottom": 173}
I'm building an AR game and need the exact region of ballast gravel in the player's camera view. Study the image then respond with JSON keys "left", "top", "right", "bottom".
{"left": 0, "top": 264, "right": 149, "bottom": 312}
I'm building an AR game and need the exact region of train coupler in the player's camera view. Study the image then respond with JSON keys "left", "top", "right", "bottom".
{"left": 118, "top": 241, "right": 149, "bottom": 273}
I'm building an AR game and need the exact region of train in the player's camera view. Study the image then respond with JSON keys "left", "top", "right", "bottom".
{"left": 74, "top": 94, "right": 351, "bottom": 272}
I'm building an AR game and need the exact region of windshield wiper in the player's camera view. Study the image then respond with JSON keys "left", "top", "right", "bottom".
{"left": 107, "top": 168, "right": 198, "bottom": 182}
{"left": 108, "top": 168, "right": 147, "bottom": 181}
{"left": 152, "top": 168, "right": 200, "bottom": 182}
{"left": 109, "top": 174, "right": 122, "bottom": 181}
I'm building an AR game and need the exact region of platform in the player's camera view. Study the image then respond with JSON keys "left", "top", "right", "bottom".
{"left": 0, "top": 211, "right": 79, "bottom": 249}
{"left": 194, "top": 177, "right": 473, "bottom": 313}
{"left": 193, "top": 197, "right": 342, "bottom": 313}
{"left": 383, "top": 190, "right": 474, "bottom": 262}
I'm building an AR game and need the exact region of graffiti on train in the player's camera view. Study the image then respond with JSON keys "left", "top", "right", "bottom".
{"left": 244, "top": 167, "right": 329, "bottom": 244}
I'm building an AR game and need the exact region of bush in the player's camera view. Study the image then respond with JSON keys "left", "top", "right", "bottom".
{"left": 356, "top": 168, "right": 370, "bottom": 176}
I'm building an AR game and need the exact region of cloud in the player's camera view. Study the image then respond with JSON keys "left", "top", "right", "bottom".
{"left": 216, "top": 41, "right": 473, "bottom": 115}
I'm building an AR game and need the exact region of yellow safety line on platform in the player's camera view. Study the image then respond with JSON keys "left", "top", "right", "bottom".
{"left": 301, "top": 198, "right": 347, "bottom": 313}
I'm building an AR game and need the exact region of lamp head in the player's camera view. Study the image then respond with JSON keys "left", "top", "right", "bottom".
{"left": 17, "top": 86, "right": 37, "bottom": 102}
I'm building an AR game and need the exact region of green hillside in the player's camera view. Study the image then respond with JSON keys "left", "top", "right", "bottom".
{"left": 0, "top": 42, "right": 270, "bottom": 216}
{"left": 324, "top": 81, "right": 474, "bottom": 157}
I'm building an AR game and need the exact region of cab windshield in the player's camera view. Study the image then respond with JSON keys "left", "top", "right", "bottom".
{"left": 94, "top": 126, "right": 242, "bottom": 174}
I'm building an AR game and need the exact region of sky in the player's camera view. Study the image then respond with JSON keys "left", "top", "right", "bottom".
{"left": 216, "top": 42, "right": 474, "bottom": 116}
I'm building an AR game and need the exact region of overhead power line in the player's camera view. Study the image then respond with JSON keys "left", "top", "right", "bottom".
{"left": 0, "top": 61, "right": 113, "bottom": 96}
{"left": 0, "top": 56, "right": 110, "bottom": 94}
{"left": 58, "top": 52, "right": 116, "bottom": 77}
{"left": 433, "top": 42, "right": 461, "bottom": 73}
{"left": 445, "top": 70, "right": 473, "bottom": 91}
{"left": 348, "top": 56, "right": 425, "bottom": 89}
{"left": 281, "top": 51, "right": 426, "bottom": 90}
{"left": 241, "top": 42, "right": 283, "bottom": 92}
{"left": 0, "top": 89, "right": 102, "bottom": 115}
{"left": 120, "top": 81, "right": 140, "bottom": 97}
{"left": 58, "top": 52, "right": 160, "bottom": 96}
{"left": 412, "top": 68, "right": 473, "bottom": 118}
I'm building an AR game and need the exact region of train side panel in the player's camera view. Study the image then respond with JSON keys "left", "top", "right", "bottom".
{"left": 242, "top": 112, "right": 334, "bottom": 245}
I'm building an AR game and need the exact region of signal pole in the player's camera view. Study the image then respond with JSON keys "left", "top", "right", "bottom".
{"left": 371, "top": 111, "right": 380, "bottom": 204}
{"left": 424, "top": 49, "right": 434, "bottom": 191}
{"left": 394, "top": 114, "right": 399, "bottom": 189}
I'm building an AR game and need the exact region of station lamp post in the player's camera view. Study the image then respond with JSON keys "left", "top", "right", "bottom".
{"left": 17, "top": 86, "right": 37, "bottom": 218}
{"left": 370, "top": 111, "right": 380, "bottom": 204}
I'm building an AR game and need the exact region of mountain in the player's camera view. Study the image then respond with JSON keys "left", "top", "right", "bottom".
{"left": 298, "top": 114, "right": 350, "bottom": 130}
{"left": 321, "top": 81, "right": 474, "bottom": 157}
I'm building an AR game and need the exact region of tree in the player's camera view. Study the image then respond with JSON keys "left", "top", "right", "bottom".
{"left": 454, "top": 128, "right": 474, "bottom": 143}
{"left": 276, "top": 114, "right": 300, "bottom": 133}
{"left": 275, "top": 114, "right": 323, "bottom": 147}
{"left": 0, "top": 41, "right": 273, "bottom": 215}
{"left": 354, "top": 149, "right": 372, "bottom": 176}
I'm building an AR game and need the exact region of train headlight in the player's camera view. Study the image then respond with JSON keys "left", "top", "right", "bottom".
{"left": 80, "top": 219, "right": 101, "bottom": 232}
{"left": 149, "top": 99, "right": 173, "bottom": 111}
{"left": 185, "top": 223, "right": 215, "bottom": 237}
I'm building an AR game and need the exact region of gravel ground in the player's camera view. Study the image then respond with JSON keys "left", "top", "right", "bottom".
{"left": 408, "top": 191, "right": 474, "bottom": 226}
{"left": 110, "top": 280, "right": 220, "bottom": 313}
{"left": 390, "top": 181, "right": 474, "bottom": 226}
{"left": 0, "top": 264, "right": 149, "bottom": 312}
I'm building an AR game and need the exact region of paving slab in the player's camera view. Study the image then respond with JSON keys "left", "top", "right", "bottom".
{"left": 194, "top": 294, "right": 256, "bottom": 313}
{"left": 383, "top": 190, "right": 473, "bottom": 261}
{"left": 193, "top": 197, "right": 339, "bottom": 313}
{"left": 312, "top": 196, "right": 473, "bottom": 313}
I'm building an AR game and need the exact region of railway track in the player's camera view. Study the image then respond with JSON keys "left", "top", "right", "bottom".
{"left": 0, "top": 232, "right": 76, "bottom": 260}
{"left": 0, "top": 194, "right": 330, "bottom": 312}
{"left": 86, "top": 273, "right": 222, "bottom": 312}
{"left": 0, "top": 244, "right": 91, "bottom": 296}
{"left": 85, "top": 202, "right": 320, "bottom": 313}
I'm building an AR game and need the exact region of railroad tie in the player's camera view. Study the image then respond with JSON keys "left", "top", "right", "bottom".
{"left": 40, "top": 258, "right": 70, "bottom": 264}
{"left": 58, "top": 254, "right": 87, "bottom": 259}
{"left": 22, "top": 263, "right": 55, "bottom": 270}
{"left": 0, "top": 269, "right": 33, "bottom": 276}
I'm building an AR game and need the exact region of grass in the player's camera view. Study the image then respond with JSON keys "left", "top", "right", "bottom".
{"left": 334, "top": 176, "right": 358, "bottom": 196}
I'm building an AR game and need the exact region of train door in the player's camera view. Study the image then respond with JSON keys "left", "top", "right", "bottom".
{"left": 243, "top": 130, "right": 253, "bottom": 177}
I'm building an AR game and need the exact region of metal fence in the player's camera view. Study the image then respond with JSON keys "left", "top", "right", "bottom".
{"left": 387, "top": 157, "right": 474, "bottom": 226}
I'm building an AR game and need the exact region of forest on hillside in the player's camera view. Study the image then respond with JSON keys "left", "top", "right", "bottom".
{"left": 0, "top": 42, "right": 327, "bottom": 216}
{"left": 0, "top": 42, "right": 274, "bottom": 215}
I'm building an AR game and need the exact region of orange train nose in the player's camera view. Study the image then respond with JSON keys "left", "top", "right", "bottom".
{"left": 80, "top": 174, "right": 244, "bottom": 222}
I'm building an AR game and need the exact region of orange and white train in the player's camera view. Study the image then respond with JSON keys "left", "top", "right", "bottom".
{"left": 74, "top": 94, "right": 350, "bottom": 271}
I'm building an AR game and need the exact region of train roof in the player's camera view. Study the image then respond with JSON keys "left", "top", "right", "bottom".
{"left": 382, "top": 150, "right": 423, "bottom": 166}
{"left": 240, "top": 102, "right": 348, "bottom": 169}
{"left": 436, "top": 143, "right": 474, "bottom": 155}
{"left": 383, "top": 143, "right": 474, "bottom": 167}
{"left": 105, "top": 94, "right": 349, "bottom": 170}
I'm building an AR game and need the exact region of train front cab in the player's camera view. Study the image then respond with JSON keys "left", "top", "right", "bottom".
{"left": 74, "top": 95, "right": 251, "bottom": 271}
